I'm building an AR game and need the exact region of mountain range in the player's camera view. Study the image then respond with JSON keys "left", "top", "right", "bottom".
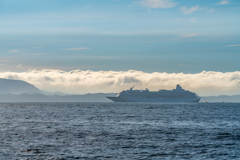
{"left": 0, "top": 78, "right": 239, "bottom": 102}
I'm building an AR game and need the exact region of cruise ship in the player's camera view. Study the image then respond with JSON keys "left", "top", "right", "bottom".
{"left": 107, "top": 84, "right": 200, "bottom": 102}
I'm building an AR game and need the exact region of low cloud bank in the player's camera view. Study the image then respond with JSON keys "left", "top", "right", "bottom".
{"left": 0, "top": 69, "right": 240, "bottom": 96}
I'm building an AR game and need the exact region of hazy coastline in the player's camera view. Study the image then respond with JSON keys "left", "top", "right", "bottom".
{"left": 0, "top": 78, "right": 239, "bottom": 102}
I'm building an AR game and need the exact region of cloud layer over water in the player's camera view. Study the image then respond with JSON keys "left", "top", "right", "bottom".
{"left": 0, "top": 69, "right": 240, "bottom": 96}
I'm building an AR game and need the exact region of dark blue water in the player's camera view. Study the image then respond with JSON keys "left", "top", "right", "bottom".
{"left": 0, "top": 103, "right": 239, "bottom": 159}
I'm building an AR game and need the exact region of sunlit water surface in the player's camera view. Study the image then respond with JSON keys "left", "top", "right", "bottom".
{"left": 0, "top": 102, "right": 240, "bottom": 159}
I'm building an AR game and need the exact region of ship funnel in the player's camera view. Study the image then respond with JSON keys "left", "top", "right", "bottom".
{"left": 176, "top": 84, "right": 183, "bottom": 90}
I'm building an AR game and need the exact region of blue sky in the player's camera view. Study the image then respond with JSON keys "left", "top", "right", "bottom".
{"left": 0, "top": 0, "right": 240, "bottom": 73}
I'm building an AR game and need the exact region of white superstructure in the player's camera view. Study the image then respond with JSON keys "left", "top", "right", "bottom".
{"left": 107, "top": 84, "right": 200, "bottom": 102}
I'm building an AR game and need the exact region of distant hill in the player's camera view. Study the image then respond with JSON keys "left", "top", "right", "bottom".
{"left": 0, "top": 92, "right": 239, "bottom": 102}
{"left": 0, "top": 93, "right": 116, "bottom": 102}
{"left": 0, "top": 78, "right": 41, "bottom": 94}
{"left": 49, "top": 93, "right": 116, "bottom": 102}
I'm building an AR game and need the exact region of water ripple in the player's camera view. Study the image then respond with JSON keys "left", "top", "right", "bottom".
{"left": 0, "top": 102, "right": 239, "bottom": 159}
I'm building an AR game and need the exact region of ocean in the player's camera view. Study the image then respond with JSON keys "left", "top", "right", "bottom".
{"left": 0, "top": 102, "right": 239, "bottom": 159}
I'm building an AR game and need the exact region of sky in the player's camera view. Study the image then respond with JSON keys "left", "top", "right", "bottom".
{"left": 0, "top": 0, "right": 240, "bottom": 95}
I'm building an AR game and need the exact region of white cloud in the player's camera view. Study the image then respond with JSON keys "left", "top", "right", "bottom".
{"left": 180, "top": 33, "right": 198, "bottom": 39}
{"left": 181, "top": 6, "right": 199, "bottom": 15}
{"left": 181, "top": 6, "right": 215, "bottom": 15}
{"left": 8, "top": 49, "right": 21, "bottom": 53}
{"left": 190, "top": 18, "right": 198, "bottom": 23}
{"left": 226, "top": 44, "right": 240, "bottom": 47}
{"left": 137, "top": 0, "right": 177, "bottom": 9}
{"left": 217, "top": 0, "right": 229, "bottom": 5}
{"left": 205, "top": 8, "right": 215, "bottom": 13}
{"left": 0, "top": 60, "right": 8, "bottom": 63}
{"left": 91, "top": 56, "right": 114, "bottom": 59}
{"left": 32, "top": 46, "right": 42, "bottom": 48}
{"left": 67, "top": 47, "right": 89, "bottom": 51}
{"left": 16, "top": 64, "right": 23, "bottom": 68}
{"left": 25, "top": 53, "right": 45, "bottom": 56}
{"left": 178, "top": 64, "right": 187, "bottom": 67}
{"left": 0, "top": 69, "right": 240, "bottom": 96}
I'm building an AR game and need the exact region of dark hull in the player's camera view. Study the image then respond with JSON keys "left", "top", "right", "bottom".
{"left": 106, "top": 97, "right": 200, "bottom": 103}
